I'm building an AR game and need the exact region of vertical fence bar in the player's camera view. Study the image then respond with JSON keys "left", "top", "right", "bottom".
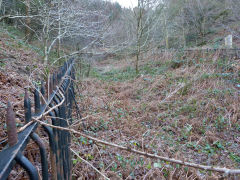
{"left": 24, "top": 89, "right": 31, "bottom": 123}
{"left": 59, "top": 105, "right": 69, "bottom": 180}
{"left": 6, "top": 102, "right": 18, "bottom": 147}
{"left": 66, "top": 79, "right": 70, "bottom": 180}
{"left": 1, "top": 59, "right": 75, "bottom": 180}
{"left": 67, "top": 91, "right": 72, "bottom": 179}
{"left": 34, "top": 87, "right": 41, "bottom": 114}
{"left": 58, "top": 105, "right": 65, "bottom": 180}
{"left": 41, "top": 80, "right": 58, "bottom": 180}
{"left": 30, "top": 133, "right": 49, "bottom": 180}
{"left": 43, "top": 120, "right": 57, "bottom": 180}
{"left": 41, "top": 81, "right": 45, "bottom": 105}
{"left": 49, "top": 110, "right": 59, "bottom": 180}
{"left": 15, "top": 153, "right": 39, "bottom": 180}
{"left": 26, "top": 87, "right": 49, "bottom": 180}
{"left": 52, "top": 96, "right": 63, "bottom": 179}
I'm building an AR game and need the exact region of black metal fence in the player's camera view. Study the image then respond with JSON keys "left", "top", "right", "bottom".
{"left": 0, "top": 58, "right": 76, "bottom": 180}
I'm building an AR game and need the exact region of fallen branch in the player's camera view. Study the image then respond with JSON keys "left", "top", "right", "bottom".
{"left": 0, "top": 15, "right": 42, "bottom": 22}
{"left": 31, "top": 119, "right": 240, "bottom": 175}
{"left": 71, "top": 148, "right": 110, "bottom": 180}
{"left": 148, "top": 83, "right": 185, "bottom": 108}
{"left": 18, "top": 87, "right": 65, "bottom": 132}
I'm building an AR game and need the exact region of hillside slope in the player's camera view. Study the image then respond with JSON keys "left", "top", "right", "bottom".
{"left": 74, "top": 51, "right": 240, "bottom": 179}
{"left": 0, "top": 25, "right": 43, "bottom": 152}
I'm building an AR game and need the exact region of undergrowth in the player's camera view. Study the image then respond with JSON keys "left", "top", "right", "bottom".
{"left": 0, "top": 23, "right": 43, "bottom": 57}
{"left": 74, "top": 51, "right": 240, "bottom": 179}
{"left": 0, "top": 23, "right": 66, "bottom": 65}
{"left": 90, "top": 62, "right": 169, "bottom": 81}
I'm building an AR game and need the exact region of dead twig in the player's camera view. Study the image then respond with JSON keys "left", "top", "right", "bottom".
{"left": 18, "top": 87, "right": 65, "bottom": 132}
{"left": 71, "top": 148, "right": 110, "bottom": 180}
{"left": 28, "top": 119, "right": 240, "bottom": 175}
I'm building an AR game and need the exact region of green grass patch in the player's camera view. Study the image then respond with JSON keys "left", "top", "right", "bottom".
{"left": 91, "top": 62, "right": 169, "bottom": 82}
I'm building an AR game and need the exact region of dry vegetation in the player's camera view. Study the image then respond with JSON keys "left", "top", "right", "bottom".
{"left": 72, "top": 51, "right": 240, "bottom": 179}
{"left": 0, "top": 25, "right": 239, "bottom": 179}
{"left": 0, "top": 27, "right": 44, "bottom": 147}
{"left": 0, "top": 27, "right": 48, "bottom": 179}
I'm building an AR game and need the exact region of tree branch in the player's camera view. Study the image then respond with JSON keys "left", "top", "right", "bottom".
{"left": 71, "top": 148, "right": 110, "bottom": 180}
{"left": 29, "top": 119, "right": 240, "bottom": 175}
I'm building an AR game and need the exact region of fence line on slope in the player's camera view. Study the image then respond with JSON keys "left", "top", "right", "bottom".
{"left": 0, "top": 58, "right": 76, "bottom": 180}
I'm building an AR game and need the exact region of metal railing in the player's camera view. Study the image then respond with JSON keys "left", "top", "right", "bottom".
{"left": 0, "top": 58, "right": 76, "bottom": 180}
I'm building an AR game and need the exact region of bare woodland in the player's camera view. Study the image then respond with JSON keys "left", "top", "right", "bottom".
{"left": 0, "top": 0, "right": 240, "bottom": 179}
{"left": 1, "top": 0, "right": 239, "bottom": 67}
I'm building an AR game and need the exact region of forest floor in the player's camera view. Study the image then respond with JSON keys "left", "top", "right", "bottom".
{"left": 0, "top": 26, "right": 44, "bottom": 148}
{"left": 0, "top": 25, "right": 48, "bottom": 179}
{"left": 73, "top": 51, "right": 240, "bottom": 179}
{"left": 0, "top": 24, "right": 240, "bottom": 179}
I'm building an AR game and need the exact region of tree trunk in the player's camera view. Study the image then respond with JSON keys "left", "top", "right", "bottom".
{"left": 86, "top": 63, "right": 91, "bottom": 77}
{"left": 0, "top": 0, "right": 2, "bottom": 12}
{"left": 181, "top": 9, "right": 186, "bottom": 48}
{"left": 136, "top": 50, "right": 139, "bottom": 74}
{"left": 57, "top": 0, "right": 61, "bottom": 58}
{"left": 79, "top": 58, "right": 82, "bottom": 77}
{"left": 44, "top": 45, "right": 48, "bottom": 65}
{"left": 135, "top": 0, "right": 143, "bottom": 74}
{"left": 57, "top": 40, "right": 60, "bottom": 58}
{"left": 164, "top": 10, "right": 169, "bottom": 49}
{"left": 43, "top": 11, "right": 50, "bottom": 65}
{"left": 201, "top": 17, "right": 206, "bottom": 44}
{"left": 182, "top": 26, "right": 186, "bottom": 48}
{"left": 165, "top": 32, "right": 169, "bottom": 49}
{"left": 25, "top": 0, "right": 31, "bottom": 41}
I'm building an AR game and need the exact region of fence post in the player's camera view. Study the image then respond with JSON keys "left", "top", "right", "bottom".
{"left": 6, "top": 102, "right": 18, "bottom": 147}
{"left": 26, "top": 89, "right": 49, "bottom": 180}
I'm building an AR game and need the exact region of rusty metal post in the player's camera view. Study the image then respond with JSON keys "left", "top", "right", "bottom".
{"left": 6, "top": 102, "right": 18, "bottom": 146}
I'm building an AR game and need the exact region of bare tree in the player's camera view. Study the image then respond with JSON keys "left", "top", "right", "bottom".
{"left": 133, "top": 0, "right": 162, "bottom": 73}
{"left": 135, "top": 0, "right": 144, "bottom": 74}
{"left": 19, "top": 0, "right": 110, "bottom": 65}
{"left": 224, "top": 0, "right": 240, "bottom": 40}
